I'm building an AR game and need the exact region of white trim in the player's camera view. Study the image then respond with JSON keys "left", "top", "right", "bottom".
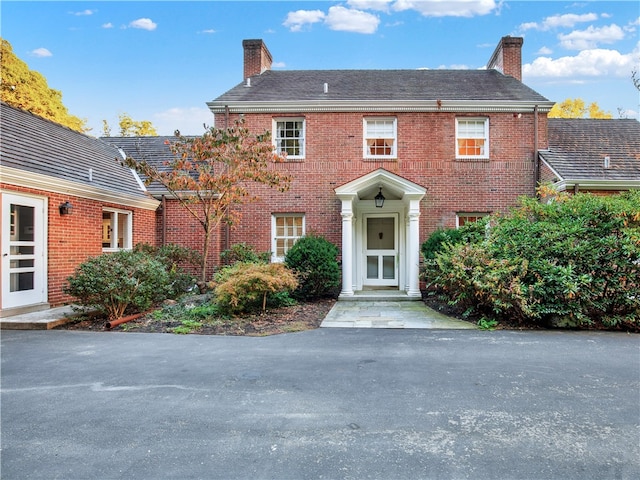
{"left": 363, "top": 117, "right": 397, "bottom": 159}
{"left": 102, "top": 207, "right": 133, "bottom": 251}
{"left": 272, "top": 117, "right": 305, "bottom": 160}
{"left": 552, "top": 179, "right": 640, "bottom": 191}
{"left": 0, "top": 166, "right": 160, "bottom": 211}
{"left": 271, "top": 213, "right": 305, "bottom": 263}
{"left": 208, "top": 100, "right": 555, "bottom": 114}
{"left": 455, "top": 117, "right": 489, "bottom": 159}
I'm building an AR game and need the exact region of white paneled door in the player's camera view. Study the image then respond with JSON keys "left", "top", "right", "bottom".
{"left": 363, "top": 215, "right": 398, "bottom": 287}
{"left": 1, "top": 193, "right": 47, "bottom": 309}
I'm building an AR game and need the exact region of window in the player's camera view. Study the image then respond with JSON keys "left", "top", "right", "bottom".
{"left": 456, "top": 118, "right": 489, "bottom": 159}
{"left": 364, "top": 118, "right": 397, "bottom": 158}
{"left": 102, "top": 208, "right": 132, "bottom": 250}
{"left": 274, "top": 119, "right": 305, "bottom": 159}
{"left": 272, "top": 214, "right": 305, "bottom": 262}
{"left": 457, "top": 213, "right": 489, "bottom": 228}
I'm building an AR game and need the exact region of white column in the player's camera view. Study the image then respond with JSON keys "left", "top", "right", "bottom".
{"left": 407, "top": 201, "right": 421, "bottom": 298}
{"left": 339, "top": 202, "right": 355, "bottom": 298}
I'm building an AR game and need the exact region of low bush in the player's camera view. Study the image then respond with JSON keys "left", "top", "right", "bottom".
{"left": 134, "top": 243, "right": 202, "bottom": 296}
{"left": 213, "top": 262, "right": 298, "bottom": 314}
{"left": 220, "top": 242, "right": 270, "bottom": 265}
{"left": 64, "top": 250, "right": 173, "bottom": 320}
{"left": 285, "top": 233, "right": 340, "bottom": 299}
{"left": 422, "top": 190, "right": 640, "bottom": 330}
{"left": 421, "top": 220, "right": 486, "bottom": 260}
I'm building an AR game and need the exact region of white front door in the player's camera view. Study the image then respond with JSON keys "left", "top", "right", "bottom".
{"left": 1, "top": 193, "right": 47, "bottom": 310}
{"left": 364, "top": 215, "right": 398, "bottom": 287}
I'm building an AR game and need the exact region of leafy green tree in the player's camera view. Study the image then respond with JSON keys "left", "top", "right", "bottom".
{"left": 123, "top": 120, "right": 292, "bottom": 282}
{"left": 102, "top": 112, "right": 158, "bottom": 137}
{"left": 0, "top": 38, "right": 87, "bottom": 132}
{"left": 548, "top": 98, "right": 612, "bottom": 119}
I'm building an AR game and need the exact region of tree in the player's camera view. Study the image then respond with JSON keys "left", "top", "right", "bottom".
{"left": 0, "top": 38, "right": 87, "bottom": 132}
{"left": 102, "top": 112, "right": 158, "bottom": 137}
{"left": 633, "top": 69, "right": 640, "bottom": 92}
{"left": 123, "top": 120, "right": 292, "bottom": 282}
{"left": 548, "top": 98, "right": 612, "bottom": 119}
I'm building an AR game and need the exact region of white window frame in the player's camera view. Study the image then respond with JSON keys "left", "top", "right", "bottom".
{"left": 102, "top": 208, "right": 133, "bottom": 251}
{"left": 363, "top": 117, "right": 397, "bottom": 159}
{"left": 456, "top": 212, "right": 489, "bottom": 228}
{"left": 271, "top": 214, "right": 305, "bottom": 262}
{"left": 455, "top": 117, "right": 489, "bottom": 159}
{"left": 273, "top": 118, "right": 305, "bottom": 160}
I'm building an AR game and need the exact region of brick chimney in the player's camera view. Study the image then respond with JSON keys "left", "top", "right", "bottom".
{"left": 243, "top": 39, "right": 272, "bottom": 80}
{"left": 487, "top": 36, "right": 523, "bottom": 81}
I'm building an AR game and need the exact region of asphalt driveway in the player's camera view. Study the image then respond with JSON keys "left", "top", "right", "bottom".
{"left": 1, "top": 329, "right": 638, "bottom": 479}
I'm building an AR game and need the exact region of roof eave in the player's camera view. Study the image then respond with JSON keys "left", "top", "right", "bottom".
{"left": 553, "top": 178, "right": 640, "bottom": 191}
{"left": 207, "top": 100, "right": 555, "bottom": 114}
{"left": 0, "top": 166, "right": 160, "bottom": 210}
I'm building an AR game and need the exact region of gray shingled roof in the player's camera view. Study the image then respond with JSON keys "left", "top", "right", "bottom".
{"left": 0, "top": 102, "right": 151, "bottom": 200}
{"left": 100, "top": 136, "right": 191, "bottom": 196}
{"left": 212, "top": 69, "right": 550, "bottom": 103}
{"left": 539, "top": 119, "right": 640, "bottom": 183}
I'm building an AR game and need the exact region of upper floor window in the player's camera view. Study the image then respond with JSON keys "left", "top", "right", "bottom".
{"left": 274, "top": 118, "right": 305, "bottom": 159}
{"left": 364, "top": 118, "right": 397, "bottom": 159}
{"left": 102, "top": 208, "right": 132, "bottom": 251}
{"left": 456, "top": 118, "right": 489, "bottom": 159}
{"left": 272, "top": 214, "right": 305, "bottom": 262}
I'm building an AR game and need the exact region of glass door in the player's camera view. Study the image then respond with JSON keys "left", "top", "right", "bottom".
{"left": 2, "top": 194, "right": 46, "bottom": 309}
{"left": 364, "top": 215, "right": 398, "bottom": 287}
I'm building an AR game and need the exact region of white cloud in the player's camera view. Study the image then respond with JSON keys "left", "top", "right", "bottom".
{"left": 30, "top": 48, "right": 52, "bottom": 58}
{"left": 283, "top": 10, "right": 325, "bottom": 32}
{"left": 325, "top": 5, "right": 380, "bottom": 33}
{"left": 129, "top": 18, "right": 157, "bottom": 31}
{"left": 70, "top": 9, "right": 95, "bottom": 16}
{"left": 558, "top": 24, "right": 625, "bottom": 50}
{"left": 537, "top": 46, "right": 553, "bottom": 55}
{"left": 154, "top": 107, "right": 214, "bottom": 136}
{"left": 520, "top": 12, "right": 598, "bottom": 31}
{"left": 102, "top": 23, "right": 114, "bottom": 29}
{"left": 272, "top": 61, "right": 286, "bottom": 68}
{"left": 523, "top": 45, "right": 637, "bottom": 79}
{"left": 347, "top": 0, "right": 393, "bottom": 12}
{"left": 393, "top": 0, "right": 497, "bottom": 18}
{"left": 199, "top": 29, "right": 216, "bottom": 34}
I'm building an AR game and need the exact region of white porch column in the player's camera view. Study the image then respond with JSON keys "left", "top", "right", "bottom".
{"left": 407, "top": 199, "right": 422, "bottom": 298}
{"left": 338, "top": 197, "right": 355, "bottom": 297}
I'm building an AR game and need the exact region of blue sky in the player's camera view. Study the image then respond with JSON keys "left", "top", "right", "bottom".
{"left": 2, "top": 1, "right": 639, "bottom": 136}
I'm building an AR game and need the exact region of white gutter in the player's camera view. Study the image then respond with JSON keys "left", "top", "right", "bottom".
{"left": 207, "top": 99, "right": 555, "bottom": 114}
{"left": 553, "top": 179, "right": 640, "bottom": 191}
{"left": 0, "top": 166, "right": 160, "bottom": 210}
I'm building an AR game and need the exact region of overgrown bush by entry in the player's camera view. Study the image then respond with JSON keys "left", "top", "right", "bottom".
{"left": 285, "top": 233, "right": 341, "bottom": 300}
{"left": 422, "top": 190, "right": 640, "bottom": 330}
{"left": 64, "top": 250, "right": 174, "bottom": 320}
{"left": 421, "top": 220, "right": 487, "bottom": 260}
{"left": 213, "top": 262, "right": 298, "bottom": 314}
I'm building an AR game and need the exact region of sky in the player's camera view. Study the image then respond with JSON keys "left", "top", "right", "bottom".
{"left": 2, "top": 0, "right": 639, "bottom": 136}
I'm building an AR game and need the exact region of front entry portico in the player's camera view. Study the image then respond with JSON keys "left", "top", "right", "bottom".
{"left": 335, "top": 169, "right": 426, "bottom": 299}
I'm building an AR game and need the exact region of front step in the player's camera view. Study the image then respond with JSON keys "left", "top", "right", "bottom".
{"left": 339, "top": 291, "right": 421, "bottom": 302}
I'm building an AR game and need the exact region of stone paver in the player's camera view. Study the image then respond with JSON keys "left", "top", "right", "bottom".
{"left": 321, "top": 300, "right": 476, "bottom": 329}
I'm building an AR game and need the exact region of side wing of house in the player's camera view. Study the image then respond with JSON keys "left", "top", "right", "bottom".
{"left": 0, "top": 103, "right": 160, "bottom": 316}
{"left": 539, "top": 118, "right": 640, "bottom": 193}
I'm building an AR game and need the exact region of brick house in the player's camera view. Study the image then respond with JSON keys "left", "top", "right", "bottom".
{"left": 204, "top": 36, "right": 555, "bottom": 298}
{"left": 0, "top": 103, "right": 159, "bottom": 316}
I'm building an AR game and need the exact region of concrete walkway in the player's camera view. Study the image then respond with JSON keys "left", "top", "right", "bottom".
{"left": 0, "top": 305, "right": 76, "bottom": 330}
{"left": 321, "top": 300, "right": 476, "bottom": 329}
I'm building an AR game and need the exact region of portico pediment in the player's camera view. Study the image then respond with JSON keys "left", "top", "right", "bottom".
{"left": 334, "top": 168, "right": 426, "bottom": 203}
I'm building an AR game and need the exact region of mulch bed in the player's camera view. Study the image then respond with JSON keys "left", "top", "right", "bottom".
{"left": 55, "top": 297, "right": 337, "bottom": 336}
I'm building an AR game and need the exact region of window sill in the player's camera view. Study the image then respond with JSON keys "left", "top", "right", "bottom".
{"left": 363, "top": 157, "right": 397, "bottom": 162}
{"left": 455, "top": 157, "right": 490, "bottom": 162}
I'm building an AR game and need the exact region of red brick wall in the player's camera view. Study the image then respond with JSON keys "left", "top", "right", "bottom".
{"left": 1, "top": 184, "right": 158, "bottom": 307}
{"left": 160, "top": 199, "right": 221, "bottom": 280}
{"left": 214, "top": 111, "right": 547, "bottom": 256}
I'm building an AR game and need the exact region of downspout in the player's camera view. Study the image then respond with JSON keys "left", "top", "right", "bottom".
{"left": 161, "top": 195, "right": 167, "bottom": 247}
{"left": 533, "top": 105, "right": 539, "bottom": 196}
{"left": 224, "top": 105, "right": 231, "bottom": 253}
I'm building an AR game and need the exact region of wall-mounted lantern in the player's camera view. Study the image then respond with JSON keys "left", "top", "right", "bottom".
{"left": 374, "top": 187, "right": 385, "bottom": 208}
{"left": 59, "top": 201, "right": 73, "bottom": 215}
